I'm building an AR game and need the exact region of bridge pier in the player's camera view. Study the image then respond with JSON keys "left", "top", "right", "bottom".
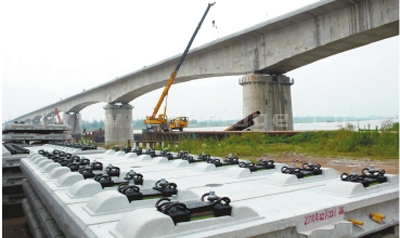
{"left": 63, "top": 112, "right": 82, "bottom": 141}
{"left": 43, "top": 115, "right": 56, "bottom": 125}
{"left": 103, "top": 103, "right": 133, "bottom": 146}
{"left": 32, "top": 120, "right": 41, "bottom": 126}
{"left": 43, "top": 117, "right": 51, "bottom": 126}
{"left": 239, "top": 73, "right": 294, "bottom": 131}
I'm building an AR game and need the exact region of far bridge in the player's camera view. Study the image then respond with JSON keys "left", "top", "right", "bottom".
{"left": 9, "top": 0, "right": 399, "bottom": 145}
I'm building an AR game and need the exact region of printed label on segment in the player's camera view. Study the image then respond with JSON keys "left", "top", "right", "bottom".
{"left": 304, "top": 206, "right": 345, "bottom": 226}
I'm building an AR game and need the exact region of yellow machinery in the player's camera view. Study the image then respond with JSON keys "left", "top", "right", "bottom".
{"left": 170, "top": 116, "right": 189, "bottom": 132}
{"left": 144, "top": 2, "right": 215, "bottom": 132}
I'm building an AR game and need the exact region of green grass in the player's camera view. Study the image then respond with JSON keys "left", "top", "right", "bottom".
{"left": 190, "top": 214, "right": 215, "bottom": 221}
{"left": 162, "top": 126, "right": 398, "bottom": 162}
{"left": 143, "top": 195, "right": 163, "bottom": 200}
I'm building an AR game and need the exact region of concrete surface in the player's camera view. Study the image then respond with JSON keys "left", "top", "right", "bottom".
{"left": 18, "top": 144, "right": 399, "bottom": 238}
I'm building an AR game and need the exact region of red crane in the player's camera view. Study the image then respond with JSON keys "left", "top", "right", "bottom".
{"left": 55, "top": 108, "right": 63, "bottom": 123}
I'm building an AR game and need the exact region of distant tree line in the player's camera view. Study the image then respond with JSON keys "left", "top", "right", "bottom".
{"left": 81, "top": 119, "right": 105, "bottom": 132}
{"left": 81, "top": 119, "right": 239, "bottom": 131}
{"left": 80, "top": 116, "right": 398, "bottom": 132}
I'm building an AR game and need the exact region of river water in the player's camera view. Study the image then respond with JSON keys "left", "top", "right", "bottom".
{"left": 134, "top": 118, "right": 398, "bottom": 133}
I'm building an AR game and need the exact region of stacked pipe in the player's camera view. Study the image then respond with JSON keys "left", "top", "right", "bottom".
{"left": 224, "top": 110, "right": 260, "bottom": 131}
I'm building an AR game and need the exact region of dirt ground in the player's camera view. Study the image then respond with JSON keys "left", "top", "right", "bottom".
{"left": 2, "top": 216, "right": 31, "bottom": 238}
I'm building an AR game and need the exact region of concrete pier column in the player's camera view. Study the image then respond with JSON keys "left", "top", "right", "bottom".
{"left": 43, "top": 117, "right": 51, "bottom": 126}
{"left": 63, "top": 112, "right": 82, "bottom": 138}
{"left": 32, "top": 116, "right": 43, "bottom": 126}
{"left": 239, "top": 73, "right": 294, "bottom": 131}
{"left": 104, "top": 103, "right": 133, "bottom": 146}
{"left": 43, "top": 114, "right": 56, "bottom": 126}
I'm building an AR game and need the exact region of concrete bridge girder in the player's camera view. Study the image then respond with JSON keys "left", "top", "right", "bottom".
{"left": 10, "top": 0, "right": 398, "bottom": 129}
{"left": 26, "top": 0, "right": 399, "bottom": 111}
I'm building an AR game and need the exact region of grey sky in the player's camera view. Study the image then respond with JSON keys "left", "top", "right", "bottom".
{"left": 1, "top": 0, "right": 399, "bottom": 123}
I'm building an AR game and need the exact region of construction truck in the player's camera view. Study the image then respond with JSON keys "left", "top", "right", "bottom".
{"left": 143, "top": 2, "right": 215, "bottom": 132}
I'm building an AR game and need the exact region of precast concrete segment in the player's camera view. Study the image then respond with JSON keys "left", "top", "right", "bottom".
{"left": 2, "top": 153, "right": 28, "bottom": 168}
{"left": 22, "top": 180, "right": 65, "bottom": 238}
{"left": 19, "top": 145, "right": 107, "bottom": 207}
{"left": 22, "top": 198, "right": 47, "bottom": 238}
{"left": 240, "top": 73, "right": 294, "bottom": 131}
{"left": 2, "top": 146, "right": 31, "bottom": 207}
{"left": 32, "top": 144, "right": 106, "bottom": 156}
{"left": 103, "top": 104, "right": 133, "bottom": 146}
{"left": 3, "top": 170, "right": 25, "bottom": 187}
{"left": 21, "top": 153, "right": 264, "bottom": 237}
{"left": 11, "top": 0, "right": 399, "bottom": 124}
{"left": 2, "top": 133, "right": 72, "bottom": 142}
{"left": 20, "top": 144, "right": 399, "bottom": 238}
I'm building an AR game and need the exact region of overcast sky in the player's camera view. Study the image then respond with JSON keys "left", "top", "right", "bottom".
{"left": 1, "top": 0, "right": 399, "bottom": 123}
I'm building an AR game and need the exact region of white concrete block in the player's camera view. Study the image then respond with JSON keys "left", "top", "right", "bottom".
{"left": 40, "top": 162, "right": 61, "bottom": 173}
{"left": 151, "top": 157, "right": 169, "bottom": 164}
{"left": 27, "top": 153, "right": 39, "bottom": 159}
{"left": 29, "top": 154, "right": 42, "bottom": 161}
{"left": 321, "top": 168, "right": 340, "bottom": 177}
{"left": 386, "top": 174, "right": 399, "bottom": 186}
{"left": 66, "top": 180, "right": 103, "bottom": 198}
{"left": 105, "top": 150, "right": 116, "bottom": 155}
{"left": 55, "top": 172, "right": 83, "bottom": 187}
{"left": 115, "top": 151, "right": 126, "bottom": 157}
{"left": 37, "top": 159, "right": 53, "bottom": 169}
{"left": 170, "top": 159, "right": 190, "bottom": 168}
{"left": 321, "top": 174, "right": 400, "bottom": 198}
{"left": 123, "top": 153, "right": 137, "bottom": 159}
{"left": 33, "top": 157, "right": 47, "bottom": 165}
{"left": 83, "top": 190, "right": 131, "bottom": 215}
{"left": 176, "top": 189, "right": 201, "bottom": 202}
{"left": 264, "top": 172, "right": 299, "bottom": 186}
{"left": 194, "top": 163, "right": 216, "bottom": 172}
{"left": 109, "top": 208, "right": 175, "bottom": 238}
{"left": 137, "top": 154, "right": 152, "bottom": 161}
{"left": 47, "top": 167, "right": 71, "bottom": 179}
{"left": 224, "top": 167, "right": 252, "bottom": 178}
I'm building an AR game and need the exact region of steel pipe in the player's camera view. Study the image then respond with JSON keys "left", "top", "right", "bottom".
{"left": 224, "top": 110, "right": 260, "bottom": 131}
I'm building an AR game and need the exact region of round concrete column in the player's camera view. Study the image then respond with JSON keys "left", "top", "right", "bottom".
{"left": 239, "top": 74, "right": 294, "bottom": 131}
{"left": 63, "top": 112, "right": 82, "bottom": 140}
{"left": 32, "top": 116, "right": 43, "bottom": 126}
{"left": 43, "top": 116, "right": 53, "bottom": 126}
{"left": 104, "top": 104, "right": 133, "bottom": 146}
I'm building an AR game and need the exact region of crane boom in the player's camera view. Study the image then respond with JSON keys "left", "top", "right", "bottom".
{"left": 150, "top": 2, "right": 216, "bottom": 119}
